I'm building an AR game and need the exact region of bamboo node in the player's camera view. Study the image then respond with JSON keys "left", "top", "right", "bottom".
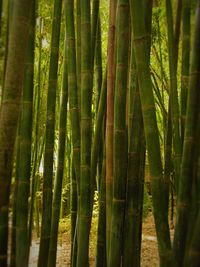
{"left": 184, "top": 137, "right": 194, "bottom": 144}
{"left": 0, "top": 255, "right": 7, "bottom": 260}
{"left": 142, "top": 104, "right": 155, "bottom": 112}
{"left": 113, "top": 198, "right": 125, "bottom": 203}
{"left": 188, "top": 249, "right": 200, "bottom": 257}
{"left": 18, "top": 180, "right": 29, "bottom": 185}
{"left": 177, "top": 202, "right": 190, "bottom": 209}
{"left": 80, "top": 165, "right": 90, "bottom": 171}
{"left": 133, "top": 34, "right": 148, "bottom": 43}
{"left": 73, "top": 147, "right": 80, "bottom": 152}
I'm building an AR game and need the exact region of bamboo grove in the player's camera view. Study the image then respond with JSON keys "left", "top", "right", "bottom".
{"left": 0, "top": 0, "right": 200, "bottom": 266}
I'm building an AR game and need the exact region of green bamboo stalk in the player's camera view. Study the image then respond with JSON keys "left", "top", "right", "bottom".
{"left": 190, "top": 82, "right": 200, "bottom": 232}
{"left": 173, "top": 1, "right": 200, "bottom": 265}
{"left": 129, "top": 0, "right": 173, "bottom": 265}
{"left": 165, "top": 0, "right": 182, "bottom": 192}
{"left": 76, "top": 0, "right": 92, "bottom": 265}
{"left": 94, "top": 19, "right": 103, "bottom": 191}
{"left": 123, "top": 87, "right": 144, "bottom": 267}
{"left": 91, "top": 0, "right": 100, "bottom": 68}
{"left": 29, "top": 138, "right": 45, "bottom": 246}
{"left": 10, "top": 177, "right": 18, "bottom": 267}
{"left": 1, "top": 0, "right": 14, "bottom": 105}
{"left": 76, "top": 0, "right": 81, "bottom": 110}
{"left": 0, "top": 1, "right": 33, "bottom": 266}
{"left": 163, "top": 103, "right": 173, "bottom": 213}
{"left": 174, "top": 0, "right": 182, "bottom": 63}
{"left": 0, "top": 0, "right": 33, "bottom": 211}
{"left": 90, "top": 0, "right": 100, "bottom": 195}
{"left": 184, "top": 210, "right": 200, "bottom": 267}
{"left": 122, "top": 1, "right": 151, "bottom": 265}
{"left": 64, "top": 2, "right": 81, "bottom": 264}
{"left": 15, "top": 2, "right": 35, "bottom": 266}
{"left": 154, "top": 12, "right": 167, "bottom": 137}
{"left": 122, "top": 42, "right": 143, "bottom": 266}
{"left": 91, "top": 71, "right": 107, "bottom": 193}
{"left": 95, "top": 145, "right": 106, "bottom": 267}
{"left": 181, "top": 0, "right": 190, "bottom": 141}
{"left": 64, "top": 0, "right": 80, "bottom": 193}
{"left": 37, "top": 0, "right": 62, "bottom": 266}
{"left": 105, "top": 1, "right": 117, "bottom": 262}
{"left": 185, "top": 114, "right": 200, "bottom": 265}
{"left": 0, "top": 0, "right": 2, "bottom": 37}
{"left": 0, "top": 183, "right": 9, "bottom": 267}
{"left": 94, "top": 19, "right": 102, "bottom": 112}
{"left": 108, "top": 1, "right": 129, "bottom": 266}
{"left": 48, "top": 41, "right": 68, "bottom": 267}
{"left": 29, "top": 15, "right": 43, "bottom": 247}
{"left": 71, "top": 160, "right": 77, "bottom": 267}
{"left": 9, "top": 134, "right": 21, "bottom": 267}
{"left": 0, "top": 0, "right": 3, "bottom": 90}
{"left": 143, "top": 0, "right": 153, "bottom": 58}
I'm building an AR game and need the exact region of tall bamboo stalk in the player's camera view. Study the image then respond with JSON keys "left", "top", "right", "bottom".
{"left": 15, "top": 1, "right": 35, "bottom": 266}
{"left": 48, "top": 41, "right": 68, "bottom": 267}
{"left": 1, "top": 0, "right": 13, "bottom": 105}
{"left": 76, "top": 0, "right": 92, "bottom": 265}
{"left": 122, "top": 42, "right": 144, "bottom": 267}
{"left": 0, "top": 1, "right": 33, "bottom": 265}
{"left": 0, "top": 0, "right": 33, "bottom": 211}
{"left": 123, "top": 86, "right": 144, "bottom": 267}
{"left": 174, "top": 0, "right": 182, "bottom": 63}
{"left": 181, "top": 0, "right": 190, "bottom": 140}
{"left": 37, "top": 1, "right": 62, "bottom": 266}
{"left": 64, "top": 0, "right": 80, "bottom": 193}
{"left": 64, "top": 2, "right": 80, "bottom": 265}
{"left": 91, "top": 0, "right": 100, "bottom": 69}
{"left": 94, "top": 19, "right": 102, "bottom": 112}
{"left": 91, "top": 71, "right": 107, "bottom": 193}
{"left": 185, "top": 209, "right": 200, "bottom": 266}
{"left": 106, "top": 1, "right": 117, "bottom": 262}
{"left": 28, "top": 15, "right": 43, "bottom": 247}
{"left": 10, "top": 169, "right": 18, "bottom": 267}
{"left": 109, "top": 1, "right": 129, "bottom": 266}
{"left": 76, "top": 0, "right": 81, "bottom": 110}
{"left": 165, "top": 0, "right": 182, "bottom": 192}
{"left": 0, "top": 0, "right": 2, "bottom": 37}
{"left": 129, "top": 0, "right": 173, "bottom": 265}
{"left": 173, "top": 1, "right": 200, "bottom": 265}
{"left": 95, "top": 145, "right": 106, "bottom": 267}
{"left": 71, "top": 160, "right": 77, "bottom": 267}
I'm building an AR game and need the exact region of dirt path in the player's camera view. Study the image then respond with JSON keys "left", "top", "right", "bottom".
{"left": 29, "top": 213, "right": 162, "bottom": 266}
{"left": 141, "top": 215, "right": 159, "bottom": 267}
{"left": 29, "top": 236, "right": 71, "bottom": 267}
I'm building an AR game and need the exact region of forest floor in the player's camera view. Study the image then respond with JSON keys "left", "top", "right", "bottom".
{"left": 29, "top": 212, "right": 175, "bottom": 266}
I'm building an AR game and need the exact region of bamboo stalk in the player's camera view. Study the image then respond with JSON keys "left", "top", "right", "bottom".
{"left": 129, "top": 0, "right": 173, "bottom": 265}
{"left": 165, "top": 0, "right": 182, "bottom": 192}
{"left": 15, "top": 1, "right": 35, "bottom": 266}
{"left": 181, "top": 0, "right": 190, "bottom": 140}
{"left": 95, "top": 145, "right": 106, "bottom": 267}
{"left": 48, "top": 40, "right": 68, "bottom": 267}
{"left": 76, "top": 0, "right": 92, "bottom": 266}
{"left": 64, "top": 0, "right": 80, "bottom": 193}
{"left": 38, "top": 0, "right": 62, "bottom": 265}
{"left": 173, "top": 1, "right": 200, "bottom": 265}
{"left": 108, "top": 1, "right": 129, "bottom": 266}
{"left": 0, "top": 0, "right": 33, "bottom": 211}
{"left": 105, "top": 1, "right": 117, "bottom": 262}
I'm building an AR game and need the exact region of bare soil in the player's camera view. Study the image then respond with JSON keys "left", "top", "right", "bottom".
{"left": 29, "top": 213, "right": 165, "bottom": 266}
